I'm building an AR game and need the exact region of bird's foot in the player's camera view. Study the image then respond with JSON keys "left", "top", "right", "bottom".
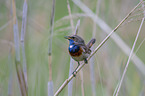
{"left": 72, "top": 70, "right": 77, "bottom": 77}
{"left": 84, "top": 58, "right": 88, "bottom": 64}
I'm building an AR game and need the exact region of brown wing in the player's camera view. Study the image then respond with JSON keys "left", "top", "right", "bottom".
{"left": 86, "top": 38, "right": 96, "bottom": 48}
{"left": 81, "top": 45, "right": 91, "bottom": 54}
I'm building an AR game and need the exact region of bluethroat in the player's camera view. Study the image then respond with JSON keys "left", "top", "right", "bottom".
{"left": 65, "top": 35, "right": 96, "bottom": 76}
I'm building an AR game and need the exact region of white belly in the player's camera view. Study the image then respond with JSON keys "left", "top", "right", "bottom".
{"left": 71, "top": 52, "right": 89, "bottom": 62}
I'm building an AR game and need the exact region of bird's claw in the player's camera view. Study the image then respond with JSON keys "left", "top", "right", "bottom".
{"left": 72, "top": 71, "right": 77, "bottom": 77}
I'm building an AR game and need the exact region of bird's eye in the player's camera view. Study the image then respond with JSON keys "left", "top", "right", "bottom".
{"left": 72, "top": 37, "right": 75, "bottom": 39}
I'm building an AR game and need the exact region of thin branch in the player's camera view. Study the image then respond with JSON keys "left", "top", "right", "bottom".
{"left": 115, "top": 0, "right": 145, "bottom": 95}
{"left": 88, "top": 1, "right": 143, "bottom": 60}
{"left": 113, "top": 37, "right": 145, "bottom": 96}
{"left": 134, "top": 38, "right": 145, "bottom": 55}
{"left": 67, "top": 0, "right": 74, "bottom": 31}
{"left": 0, "top": 19, "right": 13, "bottom": 31}
{"left": 128, "top": 12, "right": 144, "bottom": 19}
{"left": 113, "top": 81, "right": 119, "bottom": 96}
{"left": 55, "top": 13, "right": 87, "bottom": 27}
{"left": 54, "top": 1, "right": 143, "bottom": 95}
{"left": 131, "top": 5, "right": 145, "bottom": 14}
{"left": 122, "top": 17, "right": 144, "bottom": 26}
{"left": 74, "top": 19, "right": 80, "bottom": 35}
{"left": 72, "top": 0, "right": 145, "bottom": 76}
{"left": 115, "top": 15, "right": 144, "bottom": 96}
{"left": 55, "top": 26, "right": 72, "bottom": 33}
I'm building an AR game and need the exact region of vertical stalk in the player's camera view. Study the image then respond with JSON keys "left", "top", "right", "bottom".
{"left": 80, "top": 70, "right": 84, "bottom": 96}
{"left": 67, "top": 0, "right": 75, "bottom": 96}
{"left": 8, "top": 47, "right": 13, "bottom": 96}
{"left": 90, "top": 0, "right": 101, "bottom": 96}
{"left": 12, "top": 0, "right": 27, "bottom": 95}
{"left": 21, "top": 0, "right": 28, "bottom": 91}
{"left": 48, "top": 0, "right": 55, "bottom": 96}
{"left": 48, "top": 0, "right": 55, "bottom": 81}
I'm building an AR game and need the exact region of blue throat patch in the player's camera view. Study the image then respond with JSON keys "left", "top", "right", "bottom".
{"left": 69, "top": 39, "right": 80, "bottom": 53}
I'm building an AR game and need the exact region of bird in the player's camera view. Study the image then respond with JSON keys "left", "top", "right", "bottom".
{"left": 65, "top": 35, "right": 96, "bottom": 76}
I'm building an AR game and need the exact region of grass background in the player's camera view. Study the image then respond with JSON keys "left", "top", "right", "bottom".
{"left": 0, "top": 0, "right": 145, "bottom": 96}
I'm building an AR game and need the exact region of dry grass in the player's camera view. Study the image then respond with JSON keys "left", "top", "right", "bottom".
{"left": 0, "top": 0, "right": 145, "bottom": 96}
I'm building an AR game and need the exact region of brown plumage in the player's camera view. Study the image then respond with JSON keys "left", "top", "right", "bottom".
{"left": 65, "top": 35, "right": 96, "bottom": 76}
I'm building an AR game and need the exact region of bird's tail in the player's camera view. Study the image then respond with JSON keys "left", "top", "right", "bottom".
{"left": 87, "top": 38, "right": 96, "bottom": 48}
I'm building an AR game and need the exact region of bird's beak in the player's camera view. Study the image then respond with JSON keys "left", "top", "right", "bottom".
{"left": 64, "top": 36, "right": 71, "bottom": 39}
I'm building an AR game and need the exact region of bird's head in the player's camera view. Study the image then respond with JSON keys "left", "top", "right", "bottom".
{"left": 64, "top": 35, "right": 84, "bottom": 43}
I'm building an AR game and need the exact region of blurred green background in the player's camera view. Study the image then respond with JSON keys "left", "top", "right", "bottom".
{"left": 0, "top": 0, "right": 145, "bottom": 96}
